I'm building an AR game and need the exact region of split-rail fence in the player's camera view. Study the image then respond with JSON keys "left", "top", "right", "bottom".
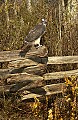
{"left": 0, "top": 46, "right": 78, "bottom": 101}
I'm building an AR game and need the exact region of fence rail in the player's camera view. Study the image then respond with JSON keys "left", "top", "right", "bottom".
{"left": 0, "top": 46, "right": 78, "bottom": 100}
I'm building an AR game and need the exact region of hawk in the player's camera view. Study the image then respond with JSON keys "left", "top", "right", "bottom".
{"left": 24, "top": 19, "right": 47, "bottom": 48}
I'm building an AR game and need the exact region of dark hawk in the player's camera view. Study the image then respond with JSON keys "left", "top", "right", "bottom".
{"left": 24, "top": 19, "right": 47, "bottom": 47}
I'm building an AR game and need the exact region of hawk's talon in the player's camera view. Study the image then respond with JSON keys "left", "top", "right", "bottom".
{"left": 35, "top": 45, "right": 42, "bottom": 49}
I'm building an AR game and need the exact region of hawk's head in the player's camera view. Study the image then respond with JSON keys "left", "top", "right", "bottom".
{"left": 42, "top": 19, "right": 47, "bottom": 26}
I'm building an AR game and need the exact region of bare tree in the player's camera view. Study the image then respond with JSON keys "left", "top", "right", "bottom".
{"left": 27, "top": 0, "right": 32, "bottom": 13}
{"left": 4, "top": 0, "right": 9, "bottom": 28}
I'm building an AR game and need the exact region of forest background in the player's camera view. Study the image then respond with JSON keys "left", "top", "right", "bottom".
{"left": 0, "top": 0, "right": 78, "bottom": 56}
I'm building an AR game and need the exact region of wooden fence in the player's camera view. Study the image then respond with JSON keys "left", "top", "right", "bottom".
{"left": 0, "top": 46, "right": 78, "bottom": 101}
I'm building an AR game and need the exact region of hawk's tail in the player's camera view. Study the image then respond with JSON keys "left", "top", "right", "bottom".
{"left": 21, "top": 42, "right": 32, "bottom": 52}
{"left": 19, "top": 42, "right": 32, "bottom": 57}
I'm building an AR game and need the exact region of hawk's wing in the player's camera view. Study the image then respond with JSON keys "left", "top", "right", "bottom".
{"left": 25, "top": 23, "right": 46, "bottom": 42}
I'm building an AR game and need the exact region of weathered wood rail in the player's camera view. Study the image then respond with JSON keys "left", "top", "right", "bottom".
{"left": 0, "top": 46, "right": 78, "bottom": 100}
